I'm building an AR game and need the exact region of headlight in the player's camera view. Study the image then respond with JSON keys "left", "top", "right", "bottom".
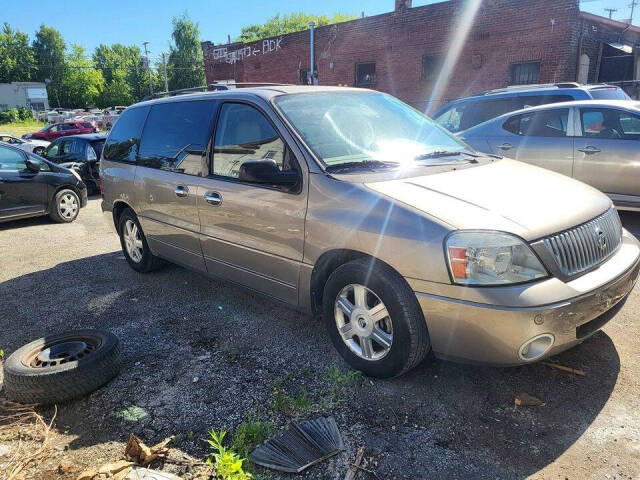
{"left": 446, "top": 231, "right": 547, "bottom": 285}
{"left": 70, "top": 168, "right": 82, "bottom": 182}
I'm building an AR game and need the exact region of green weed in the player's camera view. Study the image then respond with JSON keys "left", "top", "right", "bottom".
{"left": 206, "top": 429, "right": 252, "bottom": 480}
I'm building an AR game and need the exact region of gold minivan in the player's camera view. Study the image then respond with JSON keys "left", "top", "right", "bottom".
{"left": 100, "top": 86, "right": 640, "bottom": 378}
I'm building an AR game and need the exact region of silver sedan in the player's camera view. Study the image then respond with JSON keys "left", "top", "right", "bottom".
{"left": 459, "top": 100, "right": 640, "bottom": 211}
{"left": 0, "top": 133, "right": 49, "bottom": 156}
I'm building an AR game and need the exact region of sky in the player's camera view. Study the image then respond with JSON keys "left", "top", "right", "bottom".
{"left": 3, "top": 0, "right": 638, "bottom": 60}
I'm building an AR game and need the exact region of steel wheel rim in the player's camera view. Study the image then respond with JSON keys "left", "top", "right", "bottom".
{"left": 334, "top": 283, "right": 393, "bottom": 361}
{"left": 23, "top": 336, "right": 100, "bottom": 368}
{"left": 123, "top": 219, "right": 144, "bottom": 263}
{"left": 58, "top": 193, "right": 78, "bottom": 219}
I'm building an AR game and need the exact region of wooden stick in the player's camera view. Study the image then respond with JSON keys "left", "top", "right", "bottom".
{"left": 344, "top": 446, "right": 366, "bottom": 480}
{"left": 542, "top": 362, "right": 585, "bottom": 376}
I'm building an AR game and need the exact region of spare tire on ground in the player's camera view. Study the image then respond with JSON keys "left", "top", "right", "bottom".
{"left": 2, "top": 329, "right": 121, "bottom": 405}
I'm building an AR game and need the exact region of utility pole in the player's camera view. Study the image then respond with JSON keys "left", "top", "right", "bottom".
{"left": 630, "top": 0, "right": 638, "bottom": 24}
{"left": 143, "top": 41, "right": 153, "bottom": 95}
{"left": 604, "top": 8, "right": 617, "bottom": 19}
{"left": 162, "top": 53, "right": 169, "bottom": 93}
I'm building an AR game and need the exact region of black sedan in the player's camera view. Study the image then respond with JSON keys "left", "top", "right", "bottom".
{"left": 0, "top": 143, "right": 87, "bottom": 223}
{"left": 42, "top": 134, "right": 106, "bottom": 195}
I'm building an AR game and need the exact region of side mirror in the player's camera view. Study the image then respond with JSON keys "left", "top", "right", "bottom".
{"left": 238, "top": 159, "right": 298, "bottom": 186}
{"left": 25, "top": 158, "right": 41, "bottom": 172}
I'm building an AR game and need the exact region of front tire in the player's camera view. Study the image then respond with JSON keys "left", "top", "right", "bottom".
{"left": 323, "top": 258, "right": 431, "bottom": 378}
{"left": 33, "top": 146, "right": 45, "bottom": 156}
{"left": 49, "top": 189, "right": 80, "bottom": 223}
{"left": 118, "top": 208, "right": 164, "bottom": 273}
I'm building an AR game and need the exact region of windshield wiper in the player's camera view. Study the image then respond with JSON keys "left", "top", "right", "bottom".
{"left": 326, "top": 160, "right": 400, "bottom": 172}
{"left": 414, "top": 150, "right": 479, "bottom": 161}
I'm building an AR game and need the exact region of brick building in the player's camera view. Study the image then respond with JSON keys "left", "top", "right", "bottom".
{"left": 201, "top": 0, "right": 640, "bottom": 111}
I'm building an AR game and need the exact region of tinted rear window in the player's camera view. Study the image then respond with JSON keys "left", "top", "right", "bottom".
{"left": 138, "top": 101, "right": 215, "bottom": 175}
{"left": 90, "top": 139, "right": 105, "bottom": 157}
{"left": 589, "top": 88, "right": 630, "bottom": 100}
{"left": 103, "top": 107, "right": 149, "bottom": 163}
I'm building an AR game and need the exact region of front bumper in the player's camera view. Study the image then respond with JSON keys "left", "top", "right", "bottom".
{"left": 415, "top": 230, "right": 640, "bottom": 365}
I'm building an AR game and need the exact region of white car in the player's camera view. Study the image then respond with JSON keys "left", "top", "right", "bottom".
{"left": 0, "top": 133, "right": 49, "bottom": 156}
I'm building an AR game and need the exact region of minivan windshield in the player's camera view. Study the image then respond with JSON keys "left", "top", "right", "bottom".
{"left": 274, "top": 92, "right": 470, "bottom": 168}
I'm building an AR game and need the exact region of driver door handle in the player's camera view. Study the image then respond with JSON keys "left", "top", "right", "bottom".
{"left": 578, "top": 146, "right": 601, "bottom": 154}
{"left": 204, "top": 191, "right": 222, "bottom": 206}
{"left": 497, "top": 143, "right": 514, "bottom": 151}
{"left": 174, "top": 185, "right": 189, "bottom": 197}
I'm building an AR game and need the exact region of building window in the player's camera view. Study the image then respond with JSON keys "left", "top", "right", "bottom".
{"left": 421, "top": 54, "right": 443, "bottom": 83}
{"left": 355, "top": 62, "right": 376, "bottom": 87}
{"left": 509, "top": 62, "right": 540, "bottom": 85}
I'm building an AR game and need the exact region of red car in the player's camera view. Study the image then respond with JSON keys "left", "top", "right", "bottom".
{"left": 29, "top": 121, "right": 97, "bottom": 142}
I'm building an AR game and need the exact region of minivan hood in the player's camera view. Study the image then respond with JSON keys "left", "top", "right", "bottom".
{"left": 365, "top": 158, "right": 612, "bottom": 241}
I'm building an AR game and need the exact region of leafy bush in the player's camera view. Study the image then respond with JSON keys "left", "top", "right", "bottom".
{"left": 0, "top": 109, "right": 20, "bottom": 124}
{"left": 206, "top": 429, "right": 253, "bottom": 480}
{"left": 18, "top": 107, "right": 33, "bottom": 121}
{"left": 0, "top": 108, "right": 33, "bottom": 124}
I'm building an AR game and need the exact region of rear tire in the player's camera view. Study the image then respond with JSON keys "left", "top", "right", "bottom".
{"left": 323, "top": 258, "right": 431, "bottom": 378}
{"left": 118, "top": 208, "right": 164, "bottom": 273}
{"left": 48, "top": 189, "right": 80, "bottom": 223}
{"left": 3, "top": 329, "right": 121, "bottom": 405}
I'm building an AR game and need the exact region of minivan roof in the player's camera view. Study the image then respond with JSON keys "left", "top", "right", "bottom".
{"left": 129, "top": 85, "right": 374, "bottom": 109}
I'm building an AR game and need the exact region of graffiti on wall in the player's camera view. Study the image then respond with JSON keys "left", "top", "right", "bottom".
{"left": 212, "top": 38, "right": 283, "bottom": 64}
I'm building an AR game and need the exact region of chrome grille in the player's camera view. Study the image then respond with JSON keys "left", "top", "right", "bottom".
{"left": 542, "top": 208, "right": 622, "bottom": 277}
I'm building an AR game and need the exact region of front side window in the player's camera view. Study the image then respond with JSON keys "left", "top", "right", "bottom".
{"left": 103, "top": 106, "right": 149, "bottom": 163}
{"left": 45, "top": 141, "right": 60, "bottom": 157}
{"left": 213, "top": 103, "right": 294, "bottom": 179}
{"left": 581, "top": 108, "right": 640, "bottom": 140}
{"left": 355, "top": 62, "right": 376, "bottom": 88}
{"left": 434, "top": 103, "right": 467, "bottom": 132}
{"left": 274, "top": 92, "right": 469, "bottom": 168}
{"left": 503, "top": 109, "right": 569, "bottom": 137}
{"left": 28, "top": 153, "right": 51, "bottom": 171}
{"left": 138, "top": 101, "right": 215, "bottom": 176}
{"left": 0, "top": 145, "right": 26, "bottom": 171}
{"left": 509, "top": 62, "right": 540, "bottom": 85}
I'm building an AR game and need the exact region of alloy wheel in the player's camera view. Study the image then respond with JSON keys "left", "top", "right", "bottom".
{"left": 334, "top": 283, "right": 393, "bottom": 361}
{"left": 123, "top": 219, "right": 144, "bottom": 263}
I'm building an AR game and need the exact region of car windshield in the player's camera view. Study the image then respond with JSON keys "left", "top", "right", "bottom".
{"left": 274, "top": 92, "right": 470, "bottom": 168}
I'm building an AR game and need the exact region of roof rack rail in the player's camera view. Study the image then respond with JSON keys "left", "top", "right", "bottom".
{"left": 479, "top": 82, "right": 582, "bottom": 96}
{"left": 142, "top": 82, "right": 296, "bottom": 101}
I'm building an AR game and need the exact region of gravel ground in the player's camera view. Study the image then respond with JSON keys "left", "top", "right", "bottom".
{"left": 1, "top": 198, "right": 639, "bottom": 479}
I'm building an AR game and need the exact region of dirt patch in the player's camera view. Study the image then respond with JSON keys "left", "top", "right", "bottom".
{"left": 0, "top": 200, "right": 639, "bottom": 479}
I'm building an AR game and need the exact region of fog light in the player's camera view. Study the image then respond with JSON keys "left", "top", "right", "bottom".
{"left": 518, "top": 334, "right": 554, "bottom": 361}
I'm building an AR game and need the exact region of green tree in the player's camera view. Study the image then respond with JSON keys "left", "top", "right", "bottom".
{"left": 93, "top": 43, "right": 149, "bottom": 106}
{"left": 0, "top": 23, "right": 35, "bottom": 83}
{"left": 32, "top": 25, "right": 66, "bottom": 107}
{"left": 167, "top": 13, "right": 206, "bottom": 91}
{"left": 58, "top": 45, "right": 104, "bottom": 108}
{"left": 237, "top": 12, "right": 356, "bottom": 43}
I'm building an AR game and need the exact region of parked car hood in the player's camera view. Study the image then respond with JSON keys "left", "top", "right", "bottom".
{"left": 28, "top": 139, "right": 50, "bottom": 147}
{"left": 364, "top": 158, "right": 612, "bottom": 241}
